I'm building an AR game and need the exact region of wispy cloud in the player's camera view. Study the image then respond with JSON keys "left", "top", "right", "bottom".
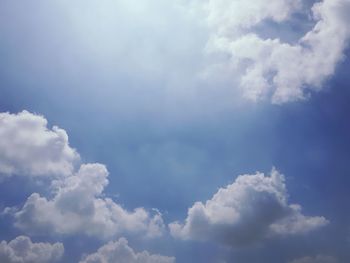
{"left": 200, "top": 0, "right": 350, "bottom": 103}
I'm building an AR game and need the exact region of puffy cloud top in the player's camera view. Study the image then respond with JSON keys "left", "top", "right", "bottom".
{"left": 14, "top": 164, "right": 163, "bottom": 238}
{"left": 80, "top": 237, "right": 175, "bottom": 263}
{"left": 170, "top": 169, "right": 328, "bottom": 246}
{"left": 12, "top": 163, "right": 165, "bottom": 239}
{"left": 0, "top": 111, "right": 79, "bottom": 179}
{"left": 0, "top": 111, "right": 165, "bottom": 239}
{"left": 0, "top": 236, "right": 63, "bottom": 263}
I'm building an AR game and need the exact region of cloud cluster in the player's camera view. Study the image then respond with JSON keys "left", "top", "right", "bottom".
{"left": 1, "top": 111, "right": 164, "bottom": 239}
{"left": 289, "top": 255, "right": 338, "bottom": 263}
{"left": 0, "top": 111, "right": 79, "bottom": 179}
{"left": 12, "top": 163, "right": 164, "bottom": 238}
{"left": 0, "top": 236, "right": 63, "bottom": 263}
{"left": 0, "top": 110, "right": 333, "bottom": 260}
{"left": 79, "top": 237, "right": 175, "bottom": 263}
{"left": 202, "top": 0, "right": 350, "bottom": 103}
{"left": 169, "top": 169, "right": 328, "bottom": 246}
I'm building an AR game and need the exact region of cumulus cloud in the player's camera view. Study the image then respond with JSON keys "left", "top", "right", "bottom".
{"left": 0, "top": 236, "right": 63, "bottom": 263}
{"left": 169, "top": 169, "right": 328, "bottom": 246}
{"left": 0, "top": 111, "right": 164, "bottom": 239}
{"left": 79, "top": 237, "right": 175, "bottom": 263}
{"left": 202, "top": 0, "right": 350, "bottom": 103}
{"left": 11, "top": 163, "right": 164, "bottom": 239}
{"left": 289, "top": 255, "right": 338, "bottom": 263}
{"left": 0, "top": 111, "right": 79, "bottom": 179}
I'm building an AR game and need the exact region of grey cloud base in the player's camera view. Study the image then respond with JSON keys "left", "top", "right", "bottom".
{"left": 169, "top": 169, "right": 328, "bottom": 246}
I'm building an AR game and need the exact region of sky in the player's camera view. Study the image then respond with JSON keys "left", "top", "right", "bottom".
{"left": 0, "top": 0, "right": 350, "bottom": 262}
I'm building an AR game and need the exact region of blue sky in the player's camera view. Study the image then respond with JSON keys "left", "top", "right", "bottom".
{"left": 0, "top": 1, "right": 350, "bottom": 263}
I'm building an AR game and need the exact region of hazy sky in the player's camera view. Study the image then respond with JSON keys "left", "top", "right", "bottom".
{"left": 0, "top": 1, "right": 350, "bottom": 262}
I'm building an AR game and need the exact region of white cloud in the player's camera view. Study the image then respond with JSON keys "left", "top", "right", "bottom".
{"left": 0, "top": 111, "right": 164, "bottom": 239}
{"left": 202, "top": 0, "right": 350, "bottom": 103}
{"left": 0, "top": 236, "right": 63, "bottom": 263}
{"left": 169, "top": 168, "right": 328, "bottom": 246}
{"left": 204, "top": 0, "right": 301, "bottom": 32}
{"left": 0, "top": 111, "right": 79, "bottom": 179}
{"left": 79, "top": 237, "right": 175, "bottom": 263}
{"left": 12, "top": 163, "right": 164, "bottom": 239}
{"left": 289, "top": 255, "right": 338, "bottom": 263}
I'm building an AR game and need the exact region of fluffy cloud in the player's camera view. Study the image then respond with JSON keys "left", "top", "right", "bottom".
{"left": 11, "top": 163, "right": 164, "bottom": 239}
{"left": 169, "top": 169, "right": 328, "bottom": 246}
{"left": 0, "top": 236, "right": 63, "bottom": 263}
{"left": 202, "top": 0, "right": 350, "bottom": 103}
{"left": 0, "top": 111, "right": 164, "bottom": 239}
{"left": 79, "top": 237, "right": 175, "bottom": 263}
{"left": 0, "top": 111, "right": 79, "bottom": 179}
{"left": 289, "top": 255, "right": 338, "bottom": 263}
